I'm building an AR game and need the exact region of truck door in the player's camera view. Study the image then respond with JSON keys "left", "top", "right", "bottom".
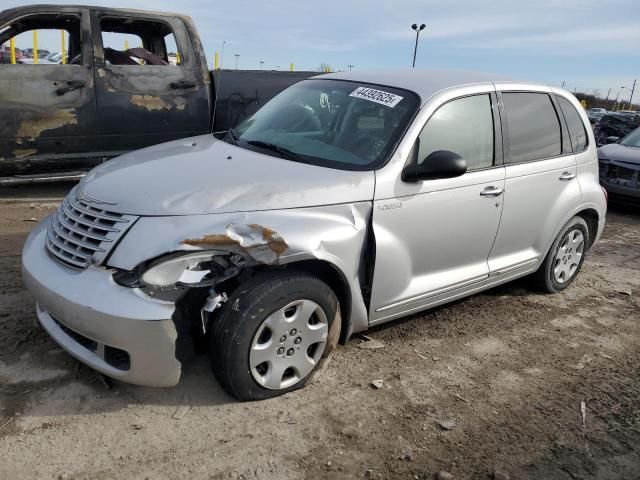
{"left": 0, "top": 8, "right": 99, "bottom": 175}
{"left": 90, "top": 11, "right": 211, "bottom": 153}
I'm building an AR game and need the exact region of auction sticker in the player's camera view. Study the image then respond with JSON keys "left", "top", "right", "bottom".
{"left": 349, "top": 87, "right": 403, "bottom": 107}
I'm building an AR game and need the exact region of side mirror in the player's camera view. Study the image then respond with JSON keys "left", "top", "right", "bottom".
{"left": 402, "top": 150, "right": 467, "bottom": 182}
{"left": 606, "top": 136, "right": 620, "bottom": 144}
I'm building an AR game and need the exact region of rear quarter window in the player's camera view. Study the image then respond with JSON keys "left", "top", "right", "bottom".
{"left": 557, "top": 96, "right": 588, "bottom": 152}
{"left": 502, "top": 92, "right": 562, "bottom": 163}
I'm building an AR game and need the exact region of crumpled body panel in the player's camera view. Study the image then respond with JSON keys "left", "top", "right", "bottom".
{"left": 108, "top": 202, "right": 373, "bottom": 335}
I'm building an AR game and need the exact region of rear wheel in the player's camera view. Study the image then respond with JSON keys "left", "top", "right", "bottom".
{"left": 534, "top": 216, "right": 589, "bottom": 293}
{"left": 209, "top": 271, "right": 339, "bottom": 401}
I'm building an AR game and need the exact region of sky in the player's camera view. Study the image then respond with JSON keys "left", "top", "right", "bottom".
{"left": 3, "top": 0, "right": 639, "bottom": 102}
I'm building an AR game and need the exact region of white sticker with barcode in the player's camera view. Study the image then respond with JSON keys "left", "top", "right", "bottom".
{"left": 349, "top": 87, "right": 404, "bottom": 107}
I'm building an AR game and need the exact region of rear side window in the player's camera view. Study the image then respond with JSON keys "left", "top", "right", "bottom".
{"left": 557, "top": 96, "right": 588, "bottom": 152}
{"left": 502, "top": 92, "right": 562, "bottom": 163}
{"left": 417, "top": 94, "right": 494, "bottom": 170}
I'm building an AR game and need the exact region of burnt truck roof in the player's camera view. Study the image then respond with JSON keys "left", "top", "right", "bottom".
{"left": 0, "top": 5, "right": 191, "bottom": 21}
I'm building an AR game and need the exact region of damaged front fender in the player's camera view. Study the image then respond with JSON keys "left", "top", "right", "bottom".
{"left": 107, "top": 203, "right": 372, "bottom": 337}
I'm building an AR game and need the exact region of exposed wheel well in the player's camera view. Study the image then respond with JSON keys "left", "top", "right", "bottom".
{"left": 576, "top": 209, "right": 599, "bottom": 249}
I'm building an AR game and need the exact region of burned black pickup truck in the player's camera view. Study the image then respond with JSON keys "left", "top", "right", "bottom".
{"left": 0, "top": 5, "right": 315, "bottom": 185}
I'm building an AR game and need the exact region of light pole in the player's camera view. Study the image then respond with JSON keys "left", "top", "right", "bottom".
{"left": 613, "top": 90, "right": 621, "bottom": 111}
{"left": 620, "top": 86, "right": 629, "bottom": 110}
{"left": 620, "top": 80, "right": 637, "bottom": 110}
{"left": 234, "top": 53, "right": 240, "bottom": 70}
{"left": 411, "top": 23, "right": 426, "bottom": 68}
{"left": 259, "top": 60, "right": 264, "bottom": 70}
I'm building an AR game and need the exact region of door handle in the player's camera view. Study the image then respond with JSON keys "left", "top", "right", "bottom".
{"left": 480, "top": 186, "right": 504, "bottom": 197}
{"left": 170, "top": 80, "right": 196, "bottom": 89}
{"left": 559, "top": 171, "right": 576, "bottom": 181}
{"left": 55, "top": 80, "right": 85, "bottom": 96}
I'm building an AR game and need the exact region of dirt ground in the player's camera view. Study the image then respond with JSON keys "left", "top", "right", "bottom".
{"left": 0, "top": 184, "right": 638, "bottom": 480}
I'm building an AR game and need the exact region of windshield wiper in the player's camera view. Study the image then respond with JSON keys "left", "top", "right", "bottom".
{"left": 246, "top": 140, "right": 305, "bottom": 161}
{"left": 226, "top": 128, "right": 239, "bottom": 145}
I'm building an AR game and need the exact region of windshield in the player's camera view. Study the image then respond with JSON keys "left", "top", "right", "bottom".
{"left": 231, "top": 79, "right": 419, "bottom": 170}
{"left": 620, "top": 127, "right": 640, "bottom": 147}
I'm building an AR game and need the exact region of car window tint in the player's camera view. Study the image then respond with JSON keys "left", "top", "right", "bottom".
{"left": 502, "top": 92, "right": 561, "bottom": 163}
{"left": 417, "top": 94, "right": 494, "bottom": 170}
{"left": 557, "top": 96, "right": 588, "bottom": 152}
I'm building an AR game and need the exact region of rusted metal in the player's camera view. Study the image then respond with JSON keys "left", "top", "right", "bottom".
{"left": 182, "top": 224, "right": 289, "bottom": 264}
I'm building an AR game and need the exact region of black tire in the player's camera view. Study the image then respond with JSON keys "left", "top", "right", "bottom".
{"left": 209, "top": 270, "right": 339, "bottom": 401}
{"left": 533, "top": 216, "right": 590, "bottom": 293}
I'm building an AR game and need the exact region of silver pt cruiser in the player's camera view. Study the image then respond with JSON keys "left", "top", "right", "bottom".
{"left": 22, "top": 71, "right": 607, "bottom": 400}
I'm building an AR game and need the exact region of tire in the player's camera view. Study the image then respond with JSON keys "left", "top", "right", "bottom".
{"left": 209, "top": 270, "right": 339, "bottom": 401}
{"left": 533, "top": 216, "right": 590, "bottom": 293}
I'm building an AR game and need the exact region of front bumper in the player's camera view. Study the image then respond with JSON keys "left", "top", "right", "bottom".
{"left": 21, "top": 219, "right": 182, "bottom": 387}
{"left": 600, "top": 178, "right": 640, "bottom": 203}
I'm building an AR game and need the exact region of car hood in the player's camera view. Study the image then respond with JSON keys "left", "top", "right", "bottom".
{"left": 598, "top": 143, "right": 640, "bottom": 166}
{"left": 79, "top": 135, "right": 375, "bottom": 216}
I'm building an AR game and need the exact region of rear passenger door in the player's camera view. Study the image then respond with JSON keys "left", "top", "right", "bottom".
{"left": 487, "top": 87, "right": 581, "bottom": 280}
{"left": 90, "top": 11, "right": 211, "bottom": 153}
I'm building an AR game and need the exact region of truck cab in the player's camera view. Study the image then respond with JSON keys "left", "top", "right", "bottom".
{"left": 0, "top": 5, "right": 314, "bottom": 184}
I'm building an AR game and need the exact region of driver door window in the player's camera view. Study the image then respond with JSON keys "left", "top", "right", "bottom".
{"left": 417, "top": 94, "right": 495, "bottom": 170}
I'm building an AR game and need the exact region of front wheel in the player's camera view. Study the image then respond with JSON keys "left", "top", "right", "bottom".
{"left": 209, "top": 271, "right": 339, "bottom": 401}
{"left": 533, "top": 216, "right": 589, "bottom": 293}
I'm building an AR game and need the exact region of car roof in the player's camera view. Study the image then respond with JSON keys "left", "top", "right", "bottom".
{"left": 317, "top": 69, "right": 519, "bottom": 103}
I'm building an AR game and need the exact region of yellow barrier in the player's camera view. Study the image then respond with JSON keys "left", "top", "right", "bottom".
{"left": 290, "top": 63, "right": 294, "bottom": 72}
{"left": 214, "top": 51, "right": 219, "bottom": 69}
{"left": 124, "top": 39, "right": 129, "bottom": 50}
{"left": 61, "top": 30, "right": 66, "bottom": 64}
{"left": 10, "top": 37, "right": 16, "bottom": 64}
{"left": 33, "top": 30, "right": 38, "bottom": 64}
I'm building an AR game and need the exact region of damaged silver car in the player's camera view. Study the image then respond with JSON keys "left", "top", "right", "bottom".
{"left": 22, "top": 71, "right": 607, "bottom": 400}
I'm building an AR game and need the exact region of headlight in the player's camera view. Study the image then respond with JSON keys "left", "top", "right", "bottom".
{"left": 141, "top": 252, "right": 222, "bottom": 287}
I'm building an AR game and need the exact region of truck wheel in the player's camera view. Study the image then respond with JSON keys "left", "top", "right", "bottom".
{"left": 534, "top": 216, "right": 589, "bottom": 293}
{"left": 209, "top": 271, "right": 339, "bottom": 401}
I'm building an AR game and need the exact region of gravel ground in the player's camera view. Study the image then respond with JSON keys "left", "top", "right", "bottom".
{"left": 0, "top": 186, "right": 638, "bottom": 480}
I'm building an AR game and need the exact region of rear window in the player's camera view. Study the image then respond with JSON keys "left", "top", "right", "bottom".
{"left": 557, "top": 96, "right": 588, "bottom": 152}
{"left": 502, "top": 92, "right": 562, "bottom": 163}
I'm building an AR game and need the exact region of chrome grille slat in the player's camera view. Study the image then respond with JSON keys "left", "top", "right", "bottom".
{"left": 55, "top": 208, "right": 112, "bottom": 243}
{"left": 68, "top": 198, "right": 128, "bottom": 223}
{"left": 51, "top": 217, "right": 106, "bottom": 253}
{"left": 46, "top": 230, "right": 91, "bottom": 267}
{"left": 61, "top": 199, "right": 119, "bottom": 233}
{"left": 45, "top": 188, "right": 138, "bottom": 269}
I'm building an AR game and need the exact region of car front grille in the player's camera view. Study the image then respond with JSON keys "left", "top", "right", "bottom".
{"left": 45, "top": 190, "right": 138, "bottom": 269}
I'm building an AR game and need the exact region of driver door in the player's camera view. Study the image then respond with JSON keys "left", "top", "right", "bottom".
{"left": 370, "top": 91, "right": 505, "bottom": 324}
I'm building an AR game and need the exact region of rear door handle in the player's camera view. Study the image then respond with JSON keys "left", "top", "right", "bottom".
{"left": 55, "top": 80, "right": 85, "bottom": 96}
{"left": 559, "top": 171, "right": 576, "bottom": 181}
{"left": 170, "top": 80, "right": 196, "bottom": 89}
{"left": 480, "top": 186, "right": 504, "bottom": 197}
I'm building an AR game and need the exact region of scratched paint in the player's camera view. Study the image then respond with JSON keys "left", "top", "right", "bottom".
{"left": 12, "top": 149, "right": 38, "bottom": 158}
{"left": 15, "top": 108, "right": 78, "bottom": 139}
{"left": 130, "top": 95, "right": 172, "bottom": 111}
